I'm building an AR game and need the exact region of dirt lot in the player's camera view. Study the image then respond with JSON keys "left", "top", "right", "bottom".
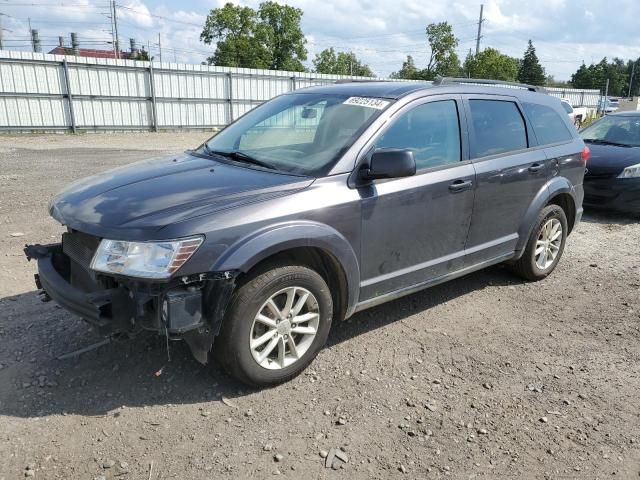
{"left": 1, "top": 133, "right": 639, "bottom": 480}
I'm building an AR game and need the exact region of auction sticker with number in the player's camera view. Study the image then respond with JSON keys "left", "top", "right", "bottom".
{"left": 343, "top": 97, "right": 390, "bottom": 110}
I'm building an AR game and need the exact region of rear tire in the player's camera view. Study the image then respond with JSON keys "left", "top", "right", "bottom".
{"left": 214, "top": 265, "right": 333, "bottom": 387}
{"left": 510, "top": 204, "right": 568, "bottom": 281}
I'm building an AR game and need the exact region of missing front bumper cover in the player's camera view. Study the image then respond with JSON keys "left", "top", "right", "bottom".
{"left": 25, "top": 243, "right": 237, "bottom": 363}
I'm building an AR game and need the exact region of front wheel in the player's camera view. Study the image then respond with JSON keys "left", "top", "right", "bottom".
{"left": 214, "top": 265, "right": 333, "bottom": 387}
{"left": 510, "top": 204, "right": 568, "bottom": 281}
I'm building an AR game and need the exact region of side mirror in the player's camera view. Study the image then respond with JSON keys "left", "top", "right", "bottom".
{"left": 360, "top": 148, "right": 416, "bottom": 180}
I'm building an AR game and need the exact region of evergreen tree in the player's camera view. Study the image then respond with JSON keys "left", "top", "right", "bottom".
{"left": 390, "top": 55, "right": 419, "bottom": 80}
{"left": 517, "top": 40, "right": 545, "bottom": 85}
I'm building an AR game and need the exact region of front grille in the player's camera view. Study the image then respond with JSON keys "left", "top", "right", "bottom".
{"left": 62, "top": 230, "right": 101, "bottom": 270}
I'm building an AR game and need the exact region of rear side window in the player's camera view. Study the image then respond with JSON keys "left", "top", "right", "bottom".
{"left": 469, "top": 100, "right": 527, "bottom": 158}
{"left": 523, "top": 102, "right": 574, "bottom": 145}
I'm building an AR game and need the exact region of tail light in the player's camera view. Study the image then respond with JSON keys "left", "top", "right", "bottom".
{"left": 581, "top": 146, "right": 590, "bottom": 163}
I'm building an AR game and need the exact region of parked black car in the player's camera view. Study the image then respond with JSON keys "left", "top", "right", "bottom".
{"left": 25, "top": 78, "right": 587, "bottom": 386}
{"left": 580, "top": 112, "right": 640, "bottom": 213}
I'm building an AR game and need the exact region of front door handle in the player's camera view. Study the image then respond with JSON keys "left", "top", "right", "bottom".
{"left": 448, "top": 179, "right": 473, "bottom": 192}
{"left": 528, "top": 163, "right": 545, "bottom": 173}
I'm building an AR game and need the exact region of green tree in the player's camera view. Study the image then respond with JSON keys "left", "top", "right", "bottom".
{"left": 255, "top": 1, "right": 307, "bottom": 71}
{"left": 313, "top": 48, "right": 374, "bottom": 77}
{"left": 200, "top": 3, "right": 268, "bottom": 68}
{"left": 627, "top": 58, "right": 640, "bottom": 97}
{"left": 570, "top": 57, "right": 632, "bottom": 96}
{"left": 422, "top": 22, "right": 460, "bottom": 79}
{"left": 463, "top": 47, "right": 518, "bottom": 81}
{"left": 517, "top": 40, "right": 545, "bottom": 85}
{"left": 130, "top": 48, "right": 152, "bottom": 61}
{"left": 200, "top": 1, "right": 307, "bottom": 71}
{"left": 391, "top": 55, "right": 419, "bottom": 80}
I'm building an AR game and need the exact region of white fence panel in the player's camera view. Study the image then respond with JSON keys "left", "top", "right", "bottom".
{"left": 0, "top": 50, "right": 604, "bottom": 132}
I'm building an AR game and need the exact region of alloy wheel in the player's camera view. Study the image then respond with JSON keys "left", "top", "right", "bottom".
{"left": 249, "top": 286, "right": 320, "bottom": 370}
{"left": 535, "top": 218, "right": 563, "bottom": 270}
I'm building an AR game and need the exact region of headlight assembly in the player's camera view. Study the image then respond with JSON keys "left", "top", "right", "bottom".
{"left": 618, "top": 163, "right": 640, "bottom": 179}
{"left": 90, "top": 236, "right": 203, "bottom": 279}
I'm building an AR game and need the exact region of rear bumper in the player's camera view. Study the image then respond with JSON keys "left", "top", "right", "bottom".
{"left": 583, "top": 177, "right": 640, "bottom": 213}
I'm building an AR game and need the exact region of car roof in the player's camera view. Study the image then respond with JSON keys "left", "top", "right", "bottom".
{"left": 294, "top": 81, "right": 434, "bottom": 99}
{"left": 294, "top": 80, "right": 557, "bottom": 104}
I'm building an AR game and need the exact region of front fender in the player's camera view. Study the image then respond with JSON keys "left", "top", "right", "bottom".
{"left": 211, "top": 221, "right": 360, "bottom": 316}
{"left": 515, "top": 176, "right": 579, "bottom": 255}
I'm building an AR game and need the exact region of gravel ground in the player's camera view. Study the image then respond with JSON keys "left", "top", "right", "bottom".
{"left": 1, "top": 133, "right": 639, "bottom": 480}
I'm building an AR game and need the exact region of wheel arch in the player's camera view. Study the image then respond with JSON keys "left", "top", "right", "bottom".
{"left": 211, "top": 221, "right": 360, "bottom": 318}
{"left": 515, "top": 177, "right": 579, "bottom": 257}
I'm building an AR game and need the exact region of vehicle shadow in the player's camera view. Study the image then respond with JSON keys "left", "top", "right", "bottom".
{"left": 581, "top": 208, "right": 639, "bottom": 226}
{"left": 0, "top": 265, "right": 522, "bottom": 419}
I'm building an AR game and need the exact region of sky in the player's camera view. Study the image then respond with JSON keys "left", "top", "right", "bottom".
{"left": 0, "top": 0, "right": 639, "bottom": 81}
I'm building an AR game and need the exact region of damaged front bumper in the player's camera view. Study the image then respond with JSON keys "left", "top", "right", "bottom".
{"left": 25, "top": 242, "right": 237, "bottom": 363}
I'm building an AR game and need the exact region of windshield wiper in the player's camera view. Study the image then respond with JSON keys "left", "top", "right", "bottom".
{"left": 583, "top": 138, "right": 633, "bottom": 147}
{"left": 201, "top": 145, "right": 276, "bottom": 170}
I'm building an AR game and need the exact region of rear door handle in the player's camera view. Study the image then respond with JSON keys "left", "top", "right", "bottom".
{"left": 528, "top": 163, "right": 544, "bottom": 173}
{"left": 448, "top": 179, "right": 473, "bottom": 192}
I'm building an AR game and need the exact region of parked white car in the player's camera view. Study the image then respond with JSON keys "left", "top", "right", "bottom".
{"left": 560, "top": 99, "right": 589, "bottom": 127}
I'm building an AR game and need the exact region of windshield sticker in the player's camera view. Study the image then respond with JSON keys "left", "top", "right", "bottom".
{"left": 343, "top": 97, "right": 390, "bottom": 110}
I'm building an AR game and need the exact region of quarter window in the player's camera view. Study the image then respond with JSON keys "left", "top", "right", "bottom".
{"left": 523, "top": 102, "right": 574, "bottom": 145}
{"left": 375, "top": 100, "right": 461, "bottom": 170}
{"left": 469, "top": 100, "right": 527, "bottom": 158}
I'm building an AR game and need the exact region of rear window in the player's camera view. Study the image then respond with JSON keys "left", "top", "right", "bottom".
{"left": 469, "top": 100, "right": 527, "bottom": 158}
{"left": 523, "top": 102, "right": 574, "bottom": 145}
{"left": 560, "top": 101, "right": 573, "bottom": 114}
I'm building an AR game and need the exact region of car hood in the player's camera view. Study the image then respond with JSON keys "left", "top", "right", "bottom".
{"left": 50, "top": 152, "right": 313, "bottom": 238}
{"left": 584, "top": 143, "right": 640, "bottom": 176}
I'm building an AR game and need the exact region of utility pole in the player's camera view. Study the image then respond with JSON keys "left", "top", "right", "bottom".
{"left": 109, "top": 1, "right": 116, "bottom": 57}
{"left": 28, "top": 17, "right": 33, "bottom": 50}
{"left": 158, "top": 32, "right": 162, "bottom": 62}
{"left": 112, "top": 0, "right": 120, "bottom": 58}
{"left": 475, "top": 4, "right": 484, "bottom": 55}
{"left": 629, "top": 61, "right": 636, "bottom": 98}
{"left": 602, "top": 77, "right": 609, "bottom": 116}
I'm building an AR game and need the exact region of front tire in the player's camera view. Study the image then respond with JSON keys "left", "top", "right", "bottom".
{"left": 214, "top": 265, "right": 333, "bottom": 387}
{"left": 510, "top": 204, "right": 568, "bottom": 281}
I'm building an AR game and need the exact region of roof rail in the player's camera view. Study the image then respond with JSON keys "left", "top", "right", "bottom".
{"left": 433, "top": 76, "right": 546, "bottom": 93}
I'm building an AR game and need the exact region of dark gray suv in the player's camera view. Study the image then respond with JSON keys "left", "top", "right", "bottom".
{"left": 26, "top": 78, "right": 587, "bottom": 386}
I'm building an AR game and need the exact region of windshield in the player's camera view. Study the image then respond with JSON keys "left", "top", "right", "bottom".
{"left": 580, "top": 115, "right": 640, "bottom": 147}
{"left": 199, "top": 93, "right": 391, "bottom": 176}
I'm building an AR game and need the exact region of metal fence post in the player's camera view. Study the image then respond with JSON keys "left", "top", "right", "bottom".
{"left": 61, "top": 59, "right": 77, "bottom": 133}
{"left": 227, "top": 72, "right": 234, "bottom": 123}
{"left": 148, "top": 63, "right": 158, "bottom": 132}
{"left": 290, "top": 76, "right": 296, "bottom": 92}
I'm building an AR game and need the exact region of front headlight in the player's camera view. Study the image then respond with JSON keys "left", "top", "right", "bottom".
{"left": 618, "top": 163, "right": 640, "bottom": 178}
{"left": 90, "top": 236, "right": 204, "bottom": 279}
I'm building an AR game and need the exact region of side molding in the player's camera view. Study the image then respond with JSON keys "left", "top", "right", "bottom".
{"left": 211, "top": 221, "right": 361, "bottom": 316}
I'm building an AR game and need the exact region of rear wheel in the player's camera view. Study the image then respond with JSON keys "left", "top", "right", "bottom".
{"left": 510, "top": 204, "right": 568, "bottom": 281}
{"left": 214, "top": 265, "right": 333, "bottom": 387}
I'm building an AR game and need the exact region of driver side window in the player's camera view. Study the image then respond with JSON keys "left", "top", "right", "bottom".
{"left": 375, "top": 100, "right": 461, "bottom": 170}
